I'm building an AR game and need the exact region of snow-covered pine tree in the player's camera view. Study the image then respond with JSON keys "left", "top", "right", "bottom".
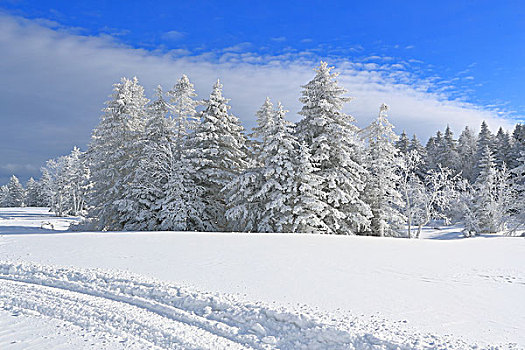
{"left": 254, "top": 102, "right": 323, "bottom": 233}
{"left": 457, "top": 126, "right": 477, "bottom": 182}
{"left": 0, "top": 185, "right": 8, "bottom": 207}
{"left": 474, "top": 121, "right": 495, "bottom": 180}
{"left": 124, "top": 86, "right": 173, "bottom": 230}
{"left": 253, "top": 102, "right": 297, "bottom": 232}
{"left": 296, "top": 61, "right": 371, "bottom": 235}
{"left": 362, "top": 104, "right": 405, "bottom": 237}
{"left": 440, "top": 125, "right": 460, "bottom": 173}
{"left": 224, "top": 98, "right": 276, "bottom": 232}
{"left": 158, "top": 155, "right": 205, "bottom": 231}
{"left": 408, "top": 134, "right": 427, "bottom": 177}
{"left": 42, "top": 156, "right": 71, "bottom": 216}
{"left": 185, "top": 80, "right": 249, "bottom": 231}
{"left": 472, "top": 145, "right": 512, "bottom": 233}
{"left": 425, "top": 136, "right": 438, "bottom": 172}
{"left": 223, "top": 98, "right": 276, "bottom": 232}
{"left": 508, "top": 124, "right": 525, "bottom": 169}
{"left": 64, "top": 147, "right": 90, "bottom": 215}
{"left": 291, "top": 142, "right": 330, "bottom": 233}
{"left": 37, "top": 168, "right": 53, "bottom": 207}
{"left": 5, "top": 175, "right": 24, "bottom": 207}
{"left": 24, "top": 177, "right": 42, "bottom": 207}
{"left": 428, "top": 130, "right": 447, "bottom": 171}
{"left": 510, "top": 150, "right": 525, "bottom": 233}
{"left": 494, "top": 127, "right": 512, "bottom": 170}
{"left": 86, "top": 77, "right": 149, "bottom": 230}
{"left": 249, "top": 97, "right": 275, "bottom": 159}
{"left": 222, "top": 163, "right": 262, "bottom": 232}
{"left": 509, "top": 124, "right": 525, "bottom": 170}
{"left": 395, "top": 130, "right": 410, "bottom": 155}
{"left": 167, "top": 74, "right": 201, "bottom": 159}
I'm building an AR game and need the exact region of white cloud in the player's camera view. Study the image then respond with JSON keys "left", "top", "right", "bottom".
{"left": 162, "top": 30, "right": 184, "bottom": 41}
{"left": 0, "top": 13, "right": 521, "bottom": 183}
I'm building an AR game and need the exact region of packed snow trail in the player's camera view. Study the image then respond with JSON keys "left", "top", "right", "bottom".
{"left": 0, "top": 261, "right": 483, "bottom": 350}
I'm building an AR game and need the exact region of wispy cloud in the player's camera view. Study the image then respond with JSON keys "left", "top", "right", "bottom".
{"left": 162, "top": 30, "right": 185, "bottom": 41}
{"left": 271, "top": 36, "right": 286, "bottom": 42}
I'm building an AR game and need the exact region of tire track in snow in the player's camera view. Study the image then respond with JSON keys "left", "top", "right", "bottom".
{"left": 0, "top": 261, "right": 483, "bottom": 349}
{"left": 0, "top": 278, "right": 250, "bottom": 349}
{"left": 0, "top": 261, "right": 357, "bottom": 349}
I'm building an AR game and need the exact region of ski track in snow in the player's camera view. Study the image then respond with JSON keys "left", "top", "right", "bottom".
{"left": 0, "top": 260, "right": 493, "bottom": 350}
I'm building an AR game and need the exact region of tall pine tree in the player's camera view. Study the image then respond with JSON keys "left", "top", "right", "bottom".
{"left": 86, "top": 77, "right": 149, "bottom": 230}
{"left": 186, "top": 80, "right": 249, "bottom": 231}
{"left": 296, "top": 61, "right": 371, "bottom": 234}
{"left": 363, "top": 104, "right": 405, "bottom": 237}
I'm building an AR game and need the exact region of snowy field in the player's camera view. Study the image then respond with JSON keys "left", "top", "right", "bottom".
{"left": 0, "top": 207, "right": 523, "bottom": 349}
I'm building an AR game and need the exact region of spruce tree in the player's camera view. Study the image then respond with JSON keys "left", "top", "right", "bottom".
{"left": 249, "top": 97, "right": 275, "bottom": 159}
{"left": 457, "top": 126, "right": 477, "bottom": 182}
{"left": 494, "top": 127, "right": 512, "bottom": 169}
{"left": 474, "top": 121, "right": 495, "bottom": 180}
{"left": 0, "top": 185, "right": 8, "bottom": 207}
{"left": 126, "top": 86, "right": 173, "bottom": 230}
{"left": 86, "top": 77, "right": 149, "bottom": 230}
{"left": 167, "top": 75, "right": 200, "bottom": 159}
{"left": 24, "top": 177, "right": 39, "bottom": 207}
{"left": 473, "top": 146, "right": 512, "bottom": 233}
{"left": 441, "top": 125, "right": 460, "bottom": 173}
{"left": 186, "top": 80, "right": 249, "bottom": 231}
{"left": 395, "top": 130, "right": 410, "bottom": 155}
{"left": 362, "top": 104, "right": 405, "bottom": 237}
{"left": 6, "top": 175, "right": 24, "bottom": 207}
{"left": 408, "top": 134, "right": 427, "bottom": 177}
{"left": 296, "top": 61, "right": 371, "bottom": 234}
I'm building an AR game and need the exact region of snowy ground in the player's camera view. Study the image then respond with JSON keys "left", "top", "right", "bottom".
{"left": 0, "top": 208, "right": 523, "bottom": 349}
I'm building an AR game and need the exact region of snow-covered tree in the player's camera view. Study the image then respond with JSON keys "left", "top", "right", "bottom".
{"left": 5, "top": 175, "right": 24, "bottom": 207}
{"left": 86, "top": 77, "right": 149, "bottom": 230}
{"left": 457, "top": 126, "right": 477, "bottom": 182}
{"left": 43, "top": 157, "right": 68, "bottom": 216}
{"left": 158, "top": 156, "right": 205, "bottom": 232}
{"left": 225, "top": 101, "right": 327, "bottom": 234}
{"left": 253, "top": 102, "right": 299, "bottom": 232}
{"left": 471, "top": 146, "right": 513, "bottom": 234}
{"left": 223, "top": 165, "right": 263, "bottom": 232}
{"left": 167, "top": 75, "right": 201, "bottom": 158}
{"left": 425, "top": 136, "right": 439, "bottom": 172}
{"left": 185, "top": 80, "right": 249, "bottom": 231}
{"left": 508, "top": 124, "right": 525, "bottom": 170}
{"left": 509, "top": 150, "right": 525, "bottom": 234}
{"left": 408, "top": 166, "right": 458, "bottom": 238}
{"left": 249, "top": 97, "right": 275, "bottom": 159}
{"left": 408, "top": 134, "right": 427, "bottom": 177}
{"left": 37, "top": 169, "right": 53, "bottom": 207}
{"left": 290, "top": 142, "right": 330, "bottom": 233}
{"left": 296, "top": 61, "right": 371, "bottom": 234}
{"left": 0, "top": 185, "right": 8, "bottom": 207}
{"left": 395, "top": 130, "right": 410, "bottom": 155}
{"left": 362, "top": 104, "right": 405, "bottom": 237}
{"left": 399, "top": 150, "right": 423, "bottom": 238}
{"left": 494, "top": 127, "right": 512, "bottom": 170}
{"left": 64, "top": 147, "right": 90, "bottom": 215}
{"left": 474, "top": 121, "right": 495, "bottom": 180}
{"left": 24, "top": 177, "right": 40, "bottom": 207}
{"left": 439, "top": 125, "right": 460, "bottom": 173}
{"left": 123, "top": 86, "right": 172, "bottom": 230}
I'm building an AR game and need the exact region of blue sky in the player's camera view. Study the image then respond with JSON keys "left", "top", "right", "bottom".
{"left": 0, "top": 0, "right": 524, "bottom": 184}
